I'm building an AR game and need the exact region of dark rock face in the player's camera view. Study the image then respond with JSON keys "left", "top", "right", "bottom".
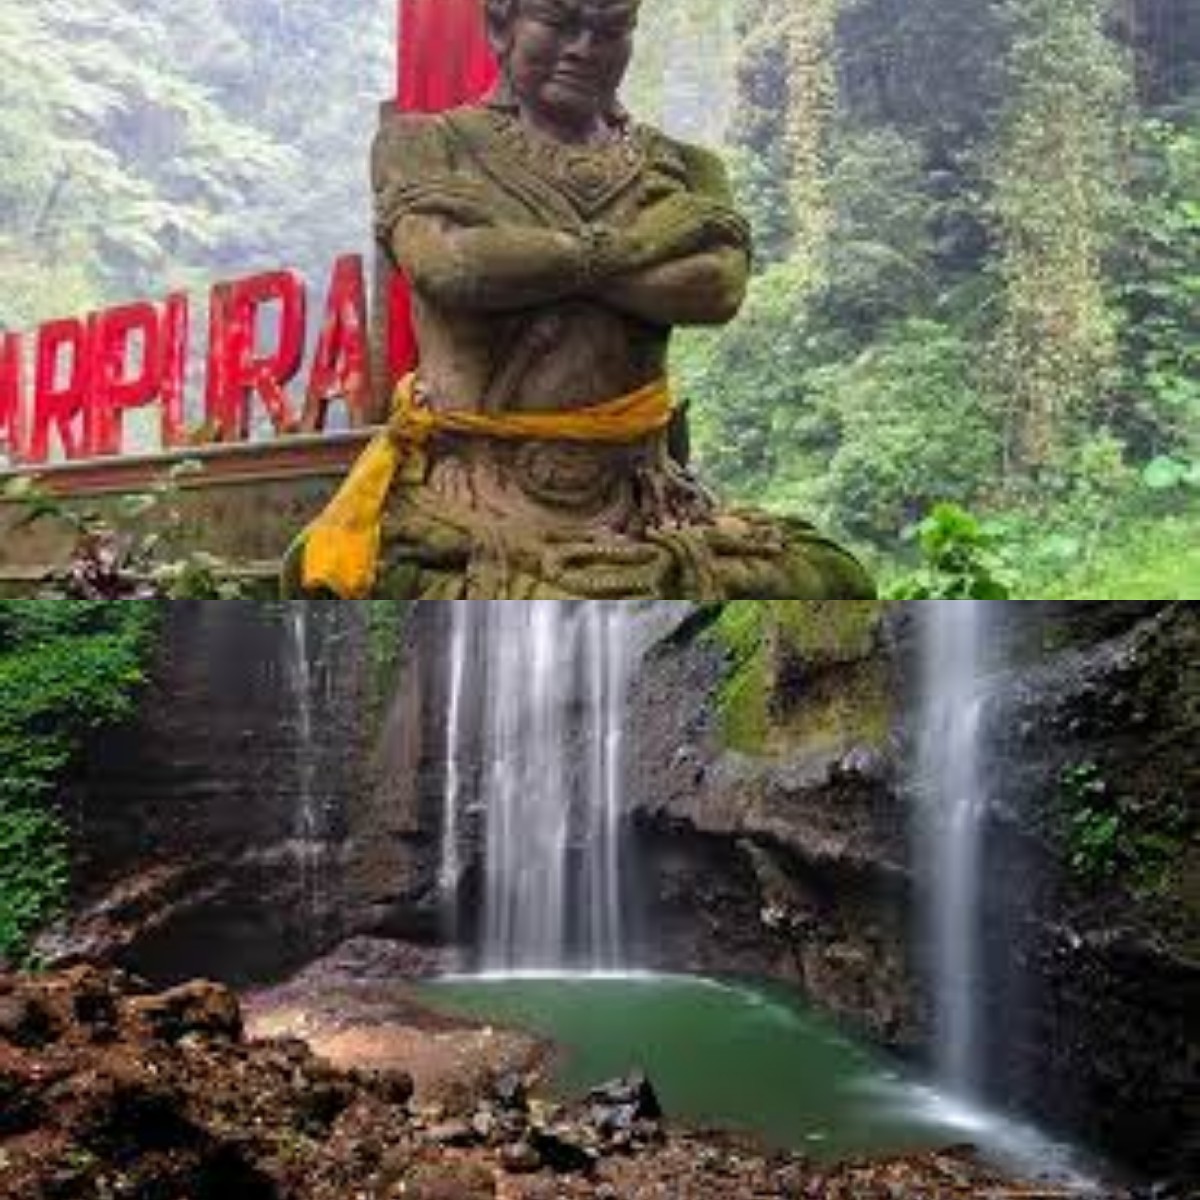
{"left": 975, "top": 604, "right": 1200, "bottom": 1182}
{"left": 42, "top": 603, "right": 427, "bottom": 986}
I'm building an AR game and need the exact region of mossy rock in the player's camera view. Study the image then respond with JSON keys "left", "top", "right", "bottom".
{"left": 708, "top": 601, "right": 888, "bottom": 757}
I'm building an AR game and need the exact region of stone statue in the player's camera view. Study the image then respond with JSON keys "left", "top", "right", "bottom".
{"left": 288, "top": 0, "right": 873, "bottom": 599}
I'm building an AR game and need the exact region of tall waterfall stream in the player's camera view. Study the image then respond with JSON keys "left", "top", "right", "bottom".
{"left": 438, "top": 602, "right": 639, "bottom": 972}
{"left": 916, "top": 599, "right": 995, "bottom": 1098}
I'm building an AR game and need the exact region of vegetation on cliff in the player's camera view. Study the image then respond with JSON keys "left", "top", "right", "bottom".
{"left": 0, "top": 602, "right": 156, "bottom": 961}
{"left": 707, "top": 601, "right": 887, "bottom": 755}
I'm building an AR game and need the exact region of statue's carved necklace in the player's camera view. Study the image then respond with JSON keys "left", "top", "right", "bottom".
{"left": 487, "top": 111, "right": 646, "bottom": 220}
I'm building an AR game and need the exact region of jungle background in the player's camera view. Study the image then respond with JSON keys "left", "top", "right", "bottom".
{"left": 1, "top": 0, "right": 1198, "bottom": 598}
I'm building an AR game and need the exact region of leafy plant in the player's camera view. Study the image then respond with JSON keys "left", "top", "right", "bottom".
{"left": 804, "top": 321, "right": 1001, "bottom": 544}
{"left": 886, "top": 503, "right": 1011, "bottom": 598}
{"left": 1142, "top": 454, "right": 1200, "bottom": 493}
{"left": 4, "top": 462, "right": 251, "bottom": 598}
{"left": 1060, "top": 761, "right": 1121, "bottom": 878}
{"left": 1058, "top": 760, "right": 1190, "bottom": 895}
{"left": 1116, "top": 120, "right": 1200, "bottom": 464}
{"left": 0, "top": 601, "right": 156, "bottom": 962}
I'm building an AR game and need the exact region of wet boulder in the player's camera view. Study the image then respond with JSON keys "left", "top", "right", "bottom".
{"left": 491, "top": 1070, "right": 529, "bottom": 1113}
{"left": 586, "top": 1069, "right": 663, "bottom": 1138}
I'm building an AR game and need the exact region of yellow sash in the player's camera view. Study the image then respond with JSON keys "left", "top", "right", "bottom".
{"left": 301, "top": 375, "right": 674, "bottom": 598}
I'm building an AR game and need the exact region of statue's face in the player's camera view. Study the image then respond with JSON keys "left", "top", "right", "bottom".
{"left": 496, "top": 0, "right": 639, "bottom": 136}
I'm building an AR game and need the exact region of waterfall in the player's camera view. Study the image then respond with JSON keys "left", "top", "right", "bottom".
{"left": 915, "top": 600, "right": 996, "bottom": 1097}
{"left": 436, "top": 602, "right": 638, "bottom": 973}
{"left": 583, "top": 605, "right": 628, "bottom": 970}
{"left": 439, "top": 603, "right": 470, "bottom": 904}
{"left": 287, "top": 604, "right": 322, "bottom": 916}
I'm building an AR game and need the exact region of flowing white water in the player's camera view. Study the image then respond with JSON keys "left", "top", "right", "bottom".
{"left": 443, "top": 602, "right": 635, "bottom": 973}
{"left": 584, "top": 604, "right": 628, "bottom": 970}
{"left": 288, "top": 605, "right": 322, "bottom": 914}
{"left": 916, "top": 600, "right": 994, "bottom": 1097}
{"left": 439, "top": 603, "right": 470, "bottom": 904}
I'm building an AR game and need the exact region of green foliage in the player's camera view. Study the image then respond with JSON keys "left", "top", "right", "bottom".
{"left": 1116, "top": 119, "right": 1200, "bottom": 467}
{"left": 367, "top": 599, "right": 413, "bottom": 710}
{"left": 0, "top": 601, "right": 156, "bottom": 961}
{"left": 1059, "top": 761, "right": 1121, "bottom": 878}
{"left": 680, "top": 260, "right": 819, "bottom": 499}
{"left": 0, "top": 0, "right": 390, "bottom": 330}
{"left": 705, "top": 600, "right": 886, "bottom": 756}
{"left": 701, "top": 0, "right": 1200, "bottom": 598}
{"left": 804, "top": 321, "right": 1001, "bottom": 543}
{"left": 1141, "top": 454, "right": 1200, "bottom": 492}
{"left": 820, "top": 131, "right": 940, "bottom": 331}
{"left": 1033, "top": 514, "right": 1200, "bottom": 601}
{"left": 1058, "top": 760, "right": 1190, "bottom": 896}
{"left": 706, "top": 602, "right": 773, "bottom": 753}
{"left": 886, "top": 504, "right": 1011, "bottom": 599}
{"left": 0, "top": 803, "right": 68, "bottom": 962}
{"left": 4, "top": 463, "right": 253, "bottom": 598}
{"left": 987, "top": 0, "right": 1132, "bottom": 470}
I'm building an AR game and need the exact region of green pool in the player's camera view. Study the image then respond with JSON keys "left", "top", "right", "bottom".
{"left": 416, "top": 972, "right": 972, "bottom": 1161}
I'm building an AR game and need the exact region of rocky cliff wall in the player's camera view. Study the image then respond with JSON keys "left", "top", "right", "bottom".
{"left": 43, "top": 603, "right": 418, "bottom": 985}
{"left": 624, "top": 600, "right": 1198, "bottom": 1183}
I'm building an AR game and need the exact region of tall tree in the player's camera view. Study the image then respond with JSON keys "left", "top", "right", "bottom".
{"left": 728, "top": 0, "right": 840, "bottom": 273}
{"left": 989, "top": 0, "right": 1135, "bottom": 472}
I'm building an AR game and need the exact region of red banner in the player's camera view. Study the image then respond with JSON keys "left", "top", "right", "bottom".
{"left": 397, "top": 0, "right": 498, "bottom": 113}
{"left": 389, "top": 0, "right": 498, "bottom": 383}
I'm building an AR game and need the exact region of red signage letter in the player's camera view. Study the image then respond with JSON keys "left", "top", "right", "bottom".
{"left": 88, "top": 302, "right": 163, "bottom": 457}
{"left": 29, "top": 318, "right": 93, "bottom": 464}
{"left": 159, "top": 293, "right": 189, "bottom": 450}
{"left": 304, "top": 255, "right": 372, "bottom": 431}
{"left": 0, "top": 333, "right": 24, "bottom": 462}
{"left": 205, "top": 270, "right": 307, "bottom": 440}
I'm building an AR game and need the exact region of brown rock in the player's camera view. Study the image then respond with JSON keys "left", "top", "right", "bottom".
{"left": 427, "top": 1118, "right": 478, "bottom": 1147}
{"left": 0, "top": 992, "right": 59, "bottom": 1048}
{"left": 67, "top": 1063, "right": 195, "bottom": 1158}
{"left": 0, "top": 1060, "right": 42, "bottom": 1134}
{"left": 351, "top": 1065, "right": 415, "bottom": 1108}
{"left": 499, "top": 1140, "right": 542, "bottom": 1174}
{"left": 127, "top": 979, "right": 243, "bottom": 1044}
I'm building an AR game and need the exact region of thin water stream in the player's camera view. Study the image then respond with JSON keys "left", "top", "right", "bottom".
{"left": 288, "top": 605, "right": 322, "bottom": 916}
{"left": 916, "top": 600, "right": 998, "bottom": 1098}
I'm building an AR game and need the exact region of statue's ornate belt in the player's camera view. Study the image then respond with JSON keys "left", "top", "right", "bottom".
{"left": 300, "top": 374, "right": 674, "bottom": 598}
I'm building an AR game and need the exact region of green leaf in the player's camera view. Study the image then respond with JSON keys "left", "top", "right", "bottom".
{"left": 1142, "top": 456, "right": 1189, "bottom": 491}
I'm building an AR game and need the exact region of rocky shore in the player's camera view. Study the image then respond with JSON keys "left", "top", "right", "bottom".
{"left": 0, "top": 965, "right": 1112, "bottom": 1200}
